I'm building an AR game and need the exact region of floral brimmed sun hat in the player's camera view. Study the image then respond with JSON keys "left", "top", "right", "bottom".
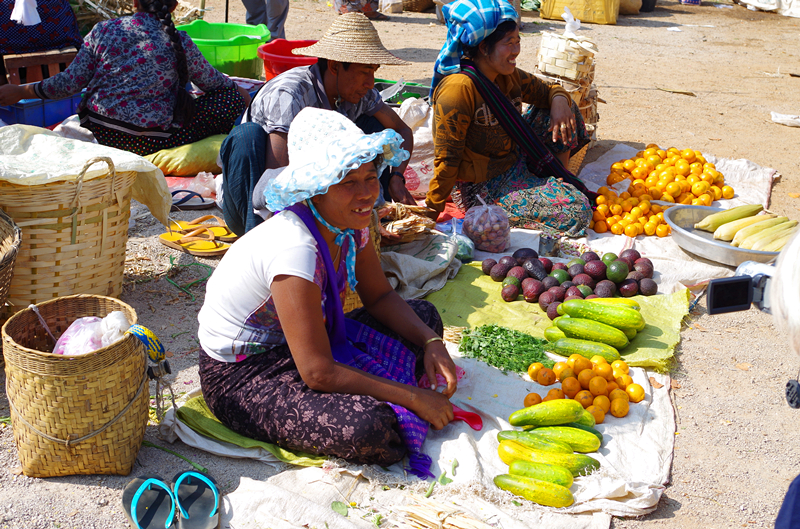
{"left": 264, "top": 107, "right": 409, "bottom": 212}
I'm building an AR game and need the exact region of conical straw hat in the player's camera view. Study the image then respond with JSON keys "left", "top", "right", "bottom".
{"left": 292, "top": 12, "right": 410, "bottom": 66}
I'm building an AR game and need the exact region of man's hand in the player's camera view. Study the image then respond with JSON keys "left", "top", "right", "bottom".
{"left": 388, "top": 172, "right": 417, "bottom": 205}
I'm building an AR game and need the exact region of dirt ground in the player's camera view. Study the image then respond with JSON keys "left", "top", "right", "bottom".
{"left": 1, "top": 0, "right": 800, "bottom": 527}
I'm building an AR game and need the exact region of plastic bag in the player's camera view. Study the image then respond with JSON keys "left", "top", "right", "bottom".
{"left": 562, "top": 7, "right": 581, "bottom": 38}
{"left": 165, "top": 172, "right": 216, "bottom": 198}
{"left": 53, "top": 312, "right": 131, "bottom": 356}
{"left": 53, "top": 317, "right": 103, "bottom": 356}
{"left": 397, "top": 98, "right": 430, "bottom": 131}
{"left": 100, "top": 311, "right": 132, "bottom": 348}
{"left": 462, "top": 196, "right": 510, "bottom": 253}
{"left": 450, "top": 218, "right": 475, "bottom": 263}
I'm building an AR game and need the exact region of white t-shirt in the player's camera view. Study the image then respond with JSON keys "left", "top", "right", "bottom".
{"left": 198, "top": 210, "right": 367, "bottom": 363}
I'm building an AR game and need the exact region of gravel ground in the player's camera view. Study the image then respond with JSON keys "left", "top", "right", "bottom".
{"left": 2, "top": 1, "right": 800, "bottom": 527}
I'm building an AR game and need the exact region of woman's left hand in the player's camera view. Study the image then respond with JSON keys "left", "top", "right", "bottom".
{"left": 549, "top": 95, "right": 576, "bottom": 144}
{"left": 422, "top": 341, "right": 458, "bottom": 398}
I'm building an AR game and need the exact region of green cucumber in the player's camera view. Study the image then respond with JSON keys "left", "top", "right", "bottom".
{"left": 494, "top": 474, "right": 574, "bottom": 508}
{"left": 497, "top": 440, "right": 601, "bottom": 477}
{"left": 550, "top": 338, "right": 621, "bottom": 363}
{"left": 555, "top": 317, "right": 629, "bottom": 349}
{"left": 544, "top": 326, "right": 567, "bottom": 342}
{"left": 497, "top": 430, "right": 572, "bottom": 454}
{"left": 561, "top": 299, "right": 645, "bottom": 331}
{"left": 523, "top": 426, "right": 601, "bottom": 453}
{"left": 508, "top": 399, "right": 584, "bottom": 427}
{"left": 507, "top": 460, "right": 574, "bottom": 488}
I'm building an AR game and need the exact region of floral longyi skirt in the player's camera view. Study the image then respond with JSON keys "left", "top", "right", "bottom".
{"left": 452, "top": 102, "right": 593, "bottom": 238}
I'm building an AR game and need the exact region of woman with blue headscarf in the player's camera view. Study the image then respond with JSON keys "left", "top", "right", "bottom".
{"left": 426, "top": 0, "right": 595, "bottom": 237}
{"left": 197, "top": 107, "right": 456, "bottom": 479}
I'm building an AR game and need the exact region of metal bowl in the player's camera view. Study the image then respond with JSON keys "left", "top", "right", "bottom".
{"left": 664, "top": 205, "right": 780, "bottom": 267}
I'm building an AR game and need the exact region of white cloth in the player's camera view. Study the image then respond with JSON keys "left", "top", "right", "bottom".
{"left": 197, "top": 210, "right": 319, "bottom": 362}
{"left": 160, "top": 342, "right": 675, "bottom": 527}
{"left": 11, "top": 0, "right": 40, "bottom": 26}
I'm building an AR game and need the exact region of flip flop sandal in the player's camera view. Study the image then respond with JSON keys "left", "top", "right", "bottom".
{"left": 167, "top": 215, "right": 238, "bottom": 242}
{"left": 122, "top": 475, "right": 177, "bottom": 529}
{"left": 171, "top": 190, "right": 216, "bottom": 212}
{"left": 159, "top": 226, "right": 231, "bottom": 258}
{"left": 172, "top": 471, "right": 220, "bottom": 529}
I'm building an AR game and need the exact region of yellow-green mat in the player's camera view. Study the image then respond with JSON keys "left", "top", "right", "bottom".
{"left": 425, "top": 262, "right": 690, "bottom": 371}
{"left": 176, "top": 396, "right": 326, "bottom": 467}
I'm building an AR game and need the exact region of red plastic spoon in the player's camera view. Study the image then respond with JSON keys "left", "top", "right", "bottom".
{"left": 452, "top": 404, "right": 483, "bottom": 431}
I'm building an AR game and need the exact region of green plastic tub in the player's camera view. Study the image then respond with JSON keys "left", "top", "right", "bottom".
{"left": 177, "top": 20, "right": 271, "bottom": 79}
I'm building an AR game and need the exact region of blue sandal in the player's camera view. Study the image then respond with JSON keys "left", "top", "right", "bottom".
{"left": 122, "top": 475, "right": 177, "bottom": 529}
{"left": 171, "top": 190, "right": 215, "bottom": 211}
{"left": 172, "top": 471, "right": 220, "bottom": 529}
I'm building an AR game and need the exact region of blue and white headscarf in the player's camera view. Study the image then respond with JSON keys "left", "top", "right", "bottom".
{"left": 431, "top": 0, "right": 519, "bottom": 94}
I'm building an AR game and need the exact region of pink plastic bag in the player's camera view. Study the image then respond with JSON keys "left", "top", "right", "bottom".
{"left": 53, "top": 317, "right": 102, "bottom": 356}
{"left": 462, "top": 196, "right": 510, "bottom": 253}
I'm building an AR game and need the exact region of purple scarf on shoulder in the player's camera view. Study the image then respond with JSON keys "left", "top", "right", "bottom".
{"left": 286, "top": 203, "right": 434, "bottom": 479}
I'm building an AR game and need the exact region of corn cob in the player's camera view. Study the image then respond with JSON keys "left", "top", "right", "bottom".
{"left": 750, "top": 222, "right": 798, "bottom": 251}
{"left": 713, "top": 214, "right": 776, "bottom": 241}
{"left": 759, "top": 228, "right": 798, "bottom": 252}
{"left": 731, "top": 216, "right": 788, "bottom": 247}
{"left": 694, "top": 204, "right": 763, "bottom": 232}
{"left": 738, "top": 218, "right": 792, "bottom": 250}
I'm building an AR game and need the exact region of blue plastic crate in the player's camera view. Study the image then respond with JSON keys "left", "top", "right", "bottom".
{"left": 0, "top": 92, "right": 83, "bottom": 128}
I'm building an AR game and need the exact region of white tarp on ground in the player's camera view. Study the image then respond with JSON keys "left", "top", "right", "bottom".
{"left": 161, "top": 346, "right": 674, "bottom": 528}
{"left": 734, "top": 0, "right": 800, "bottom": 17}
{"left": 157, "top": 148, "right": 776, "bottom": 527}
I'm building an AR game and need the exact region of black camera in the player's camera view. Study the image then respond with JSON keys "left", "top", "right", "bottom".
{"left": 706, "top": 261, "right": 774, "bottom": 315}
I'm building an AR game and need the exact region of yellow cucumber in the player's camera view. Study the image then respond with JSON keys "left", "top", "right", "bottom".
{"left": 556, "top": 317, "right": 629, "bottom": 349}
{"left": 731, "top": 216, "right": 788, "bottom": 247}
{"left": 508, "top": 460, "right": 574, "bottom": 488}
{"left": 694, "top": 204, "right": 763, "bottom": 232}
{"left": 712, "top": 213, "right": 776, "bottom": 241}
{"left": 497, "top": 430, "right": 572, "bottom": 454}
{"left": 523, "top": 426, "right": 601, "bottom": 453}
{"left": 573, "top": 408, "right": 597, "bottom": 428}
{"left": 493, "top": 474, "right": 574, "bottom": 508}
{"left": 523, "top": 418, "right": 601, "bottom": 439}
{"left": 749, "top": 221, "right": 798, "bottom": 251}
{"left": 584, "top": 297, "right": 641, "bottom": 310}
{"left": 497, "top": 440, "right": 601, "bottom": 476}
{"left": 550, "top": 337, "right": 621, "bottom": 363}
{"left": 560, "top": 299, "right": 645, "bottom": 331}
{"left": 508, "top": 398, "right": 584, "bottom": 427}
{"left": 621, "top": 326, "right": 637, "bottom": 341}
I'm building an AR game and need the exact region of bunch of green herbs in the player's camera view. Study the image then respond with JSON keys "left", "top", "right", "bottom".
{"left": 459, "top": 324, "right": 553, "bottom": 373}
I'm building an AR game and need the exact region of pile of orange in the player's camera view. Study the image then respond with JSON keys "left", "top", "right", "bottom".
{"left": 525, "top": 356, "right": 644, "bottom": 424}
{"left": 588, "top": 145, "right": 736, "bottom": 238}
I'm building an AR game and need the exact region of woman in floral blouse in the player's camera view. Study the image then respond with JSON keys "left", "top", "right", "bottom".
{"left": 0, "top": 0, "right": 250, "bottom": 156}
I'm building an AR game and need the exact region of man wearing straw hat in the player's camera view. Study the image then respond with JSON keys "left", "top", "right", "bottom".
{"left": 219, "top": 12, "right": 417, "bottom": 237}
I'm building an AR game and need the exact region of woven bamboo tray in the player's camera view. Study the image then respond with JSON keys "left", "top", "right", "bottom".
{"left": 0, "top": 157, "right": 136, "bottom": 317}
{"left": 569, "top": 143, "right": 589, "bottom": 175}
{"left": 2, "top": 294, "right": 148, "bottom": 477}
{"left": 343, "top": 211, "right": 381, "bottom": 313}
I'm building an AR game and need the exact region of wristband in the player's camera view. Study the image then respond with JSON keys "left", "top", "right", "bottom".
{"left": 391, "top": 171, "right": 406, "bottom": 184}
{"left": 423, "top": 336, "right": 443, "bottom": 349}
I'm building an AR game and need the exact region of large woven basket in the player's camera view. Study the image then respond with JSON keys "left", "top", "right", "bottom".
{"left": 343, "top": 211, "right": 382, "bottom": 313}
{"left": 2, "top": 295, "right": 148, "bottom": 478}
{"left": 0, "top": 209, "right": 22, "bottom": 321}
{"left": 0, "top": 157, "right": 136, "bottom": 319}
{"left": 536, "top": 32, "right": 597, "bottom": 82}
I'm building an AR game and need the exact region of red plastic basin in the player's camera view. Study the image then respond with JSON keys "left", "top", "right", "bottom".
{"left": 257, "top": 39, "right": 319, "bottom": 81}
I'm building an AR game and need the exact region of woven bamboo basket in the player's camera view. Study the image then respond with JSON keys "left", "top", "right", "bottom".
{"left": 536, "top": 32, "right": 597, "bottom": 82}
{"left": 403, "top": 0, "right": 434, "bottom": 11}
{"left": 2, "top": 295, "right": 148, "bottom": 477}
{"left": 568, "top": 143, "right": 589, "bottom": 175}
{"left": 343, "top": 211, "right": 382, "bottom": 313}
{"left": 0, "top": 209, "right": 22, "bottom": 319}
{"left": 0, "top": 157, "right": 136, "bottom": 318}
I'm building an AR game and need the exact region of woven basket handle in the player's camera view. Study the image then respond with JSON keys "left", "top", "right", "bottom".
{"left": 68, "top": 157, "right": 117, "bottom": 245}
